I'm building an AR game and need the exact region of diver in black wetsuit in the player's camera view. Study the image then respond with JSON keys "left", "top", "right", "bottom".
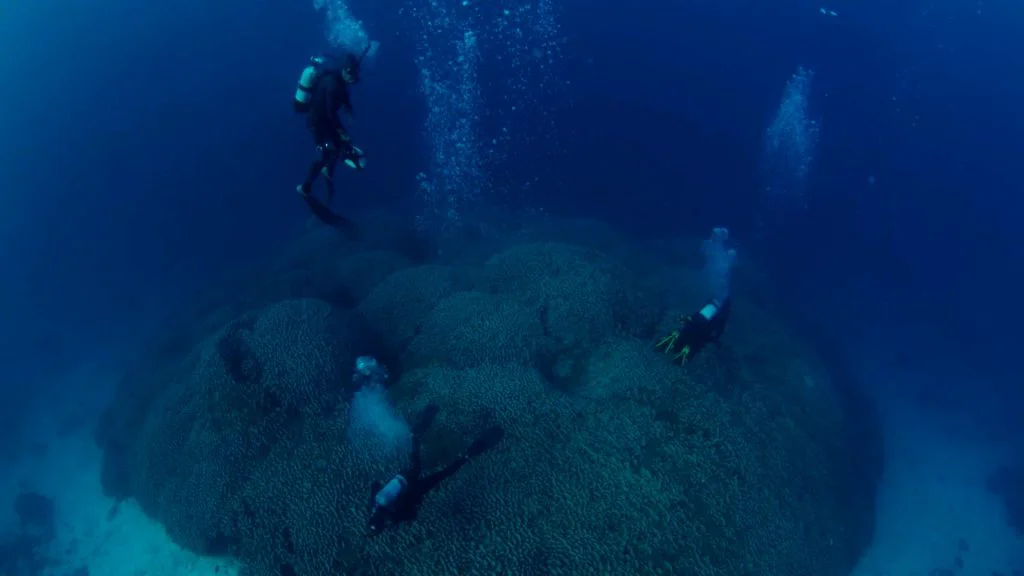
{"left": 367, "top": 405, "right": 505, "bottom": 536}
{"left": 656, "top": 296, "right": 733, "bottom": 365}
{"left": 656, "top": 227, "right": 737, "bottom": 366}
{"left": 294, "top": 51, "right": 367, "bottom": 204}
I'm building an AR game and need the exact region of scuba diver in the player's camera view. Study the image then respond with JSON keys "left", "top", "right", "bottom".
{"left": 656, "top": 296, "right": 733, "bottom": 365}
{"left": 367, "top": 404, "right": 505, "bottom": 536}
{"left": 293, "top": 44, "right": 374, "bottom": 230}
{"left": 657, "top": 227, "right": 737, "bottom": 366}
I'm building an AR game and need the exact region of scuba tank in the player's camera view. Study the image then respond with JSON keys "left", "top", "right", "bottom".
{"left": 698, "top": 299, "right": 721, "bottom": 321}
{"left": 374, "top": 474, "right": 408, "bottom": 509}
{"left": 293, "top": 56, "right": 324, "bottom": 113}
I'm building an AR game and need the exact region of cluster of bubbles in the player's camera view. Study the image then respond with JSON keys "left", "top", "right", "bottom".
{"left": 701, "top": 227, "right": 738, "bottom": 303}
{"left": 412, "top": 4, "right": 487, "bottom": 232}
{"left": 313, "top": 0, "right": 369, "bottom": 54}
{"left": 485, "top": 0, "right": 568, "bottom": 154}
{"left": 761, "top": 66, "right": 820, "bottom": 206}
{"left": 404, "top": 0, "right": 568, "bottom": 231}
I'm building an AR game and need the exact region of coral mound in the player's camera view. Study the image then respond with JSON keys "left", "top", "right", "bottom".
{"left": 95, "top": 217, "right": 882, "bottom": 576}
{"left": 97, "top": 298, "right": 370, "bottom": 555}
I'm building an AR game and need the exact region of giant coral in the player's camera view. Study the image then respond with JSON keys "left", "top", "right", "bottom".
{"left": 95, "top": 216, "right": 882, "bottom": 576}
{"left": 482, "top": 242, "right": 659, "bottom": 352}
{"left": 98, "top": 299, "right": 370, "bottom": 554}
{"left": 404, "top": 291, "right": 548, "bottom": 370}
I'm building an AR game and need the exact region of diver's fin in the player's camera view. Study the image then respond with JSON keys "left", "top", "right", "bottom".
{"left": 411, "top": 404, "right": 440, "bottom": 437}
{"left": 303, "top": 196, "right": 360, "bottom": 239}
{"left": 467, "top": 426, "right": 505, "bottom": 459}
{"left": 304, "top": 195, "right": 349, "bottom": 227}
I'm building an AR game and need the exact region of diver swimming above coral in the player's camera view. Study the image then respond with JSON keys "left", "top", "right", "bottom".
{"left": 367, "top": 404, "right": 505, "bottom": 536}
{"left": 657, "top": 227, "right": 737, "bottom": 365}
{"left": 657, "top": 296, "right": 732, "bottom": 365}
{"left": 292, "top": 43, "right": 376, "bottom": 230}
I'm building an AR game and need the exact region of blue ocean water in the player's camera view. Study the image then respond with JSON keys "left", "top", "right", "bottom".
{"left": 2, "top": 0, "right": 1023, "bottom": 573}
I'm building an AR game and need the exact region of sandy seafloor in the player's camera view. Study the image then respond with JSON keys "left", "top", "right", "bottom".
{"left": 0, "top": 361, "right": 238, "bottom": 576}
{"left": 849, "top": 371, "right": 1023, "bottom": 576}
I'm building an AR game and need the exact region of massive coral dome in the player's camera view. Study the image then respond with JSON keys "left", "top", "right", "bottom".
{"left": 95, "top": 214, "right": 882, "bottom": 576}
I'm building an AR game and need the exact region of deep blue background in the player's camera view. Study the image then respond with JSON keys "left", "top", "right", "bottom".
{"left": 1, "top": 0, "right": 1021, "bottom": 441}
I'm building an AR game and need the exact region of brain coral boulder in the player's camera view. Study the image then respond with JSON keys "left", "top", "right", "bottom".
{"left": 95, "top": 238, "right": 881, "bottom": 576}
{"left": 481, "top": 242, "right": 660, "bottom": 353}
{"left": 355, "top": 265, "right": 465, "bottom": 359}
{"left": 404, "top": 291, "right": 549, "bottom": 370}
{"left": 96, "top": 298, "right": 370, "bottom": 554}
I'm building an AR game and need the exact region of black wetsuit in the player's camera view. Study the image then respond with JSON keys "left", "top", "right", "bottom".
{"left": 300, "top": 69, "right": 354, "bottom": 201}
{"left": 368, "top": 435, "right": 469, "bottom": 535}
{"left": 678, "top": 296, "right": 732, "bottom": 360}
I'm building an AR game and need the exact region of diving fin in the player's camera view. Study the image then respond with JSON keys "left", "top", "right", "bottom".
{"left": 467, "top": 426, "right": 505, "bottom": 459}
{"left": 411, "top": 404, "right": 440, "bottom": 437}
{"left": 303, "top": 196, "right": 359, "bottom": 239}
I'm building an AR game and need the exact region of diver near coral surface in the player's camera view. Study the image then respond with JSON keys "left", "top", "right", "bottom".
{"left": 367, "top": 404, "right": 505, "bottom": 536}
{"left": 292, "top": 44, "right": 374, "bottom": 229}
{"left": 656, "top": 296, "right": 733, "bottom": 365}
{"left": 657, "top": 227, "right": 737, "bottom": 365}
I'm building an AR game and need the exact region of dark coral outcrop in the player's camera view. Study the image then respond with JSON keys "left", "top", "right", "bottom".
{"left": 96, "top": 298, "right": 374, "bottom": 554}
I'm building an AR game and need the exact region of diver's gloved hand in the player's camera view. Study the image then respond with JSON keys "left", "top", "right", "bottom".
{"left": 342, "top": 145, "right": 366, "bottom": 170}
